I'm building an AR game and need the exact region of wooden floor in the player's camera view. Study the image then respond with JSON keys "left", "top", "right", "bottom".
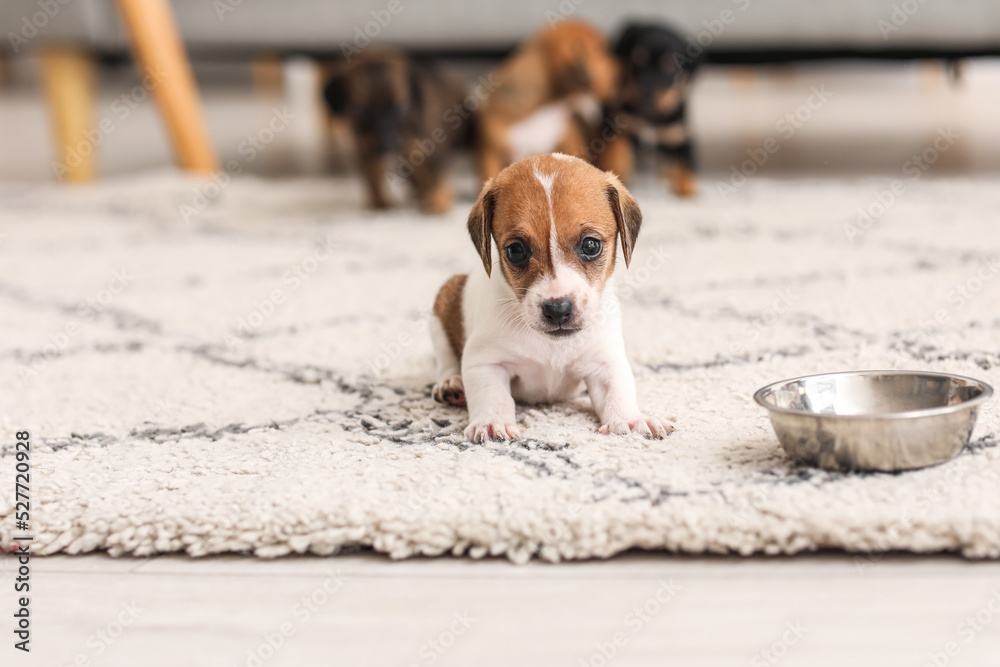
{"left": 3, "top": 551, "right": 998, "bottom": 666}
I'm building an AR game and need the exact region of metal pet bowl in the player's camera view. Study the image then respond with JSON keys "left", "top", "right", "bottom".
{"left": 754, "top": 370, "right": 993, "bottom": 472}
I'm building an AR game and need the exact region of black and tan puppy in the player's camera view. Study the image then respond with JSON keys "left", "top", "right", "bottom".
{"left": 323, "top": 52, "right": 470, "bottom": 213}
{"left": 598, "top": 23, "right": 700, "bottom": 197}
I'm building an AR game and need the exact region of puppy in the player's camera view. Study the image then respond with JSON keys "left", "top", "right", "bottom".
{"left": 598, "top": 23, "right": 699, "bottom": 197}
{"left": 323, "top": 52, "right": 470, "bottom": 213}
{"left": 430, "top": 153, "right": 673, "bottom": 443}
{"left": 476, "top": 21, "right": 618, "bottom": 183}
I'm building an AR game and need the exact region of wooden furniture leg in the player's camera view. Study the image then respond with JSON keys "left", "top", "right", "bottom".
{"left": 39, "top": 48, "right": 96, "bottom": 183}
{"left": 114, "top": 0, "right": 219, "bottom": 173}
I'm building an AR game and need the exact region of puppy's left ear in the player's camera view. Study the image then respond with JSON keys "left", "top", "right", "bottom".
{"left": 606, "top": 174, "right": 642, "bottom": 268}
{"left": 467, "top": 184, "right": 497, "bottom": 277}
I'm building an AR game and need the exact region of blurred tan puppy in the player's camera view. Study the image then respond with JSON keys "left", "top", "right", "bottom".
{"left": 476, "top": 21, "right": 619, "bottom": 183}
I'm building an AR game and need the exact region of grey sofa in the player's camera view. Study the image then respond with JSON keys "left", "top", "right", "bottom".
{"left": 4, "top": 0, "right": 999, "bottom": 55}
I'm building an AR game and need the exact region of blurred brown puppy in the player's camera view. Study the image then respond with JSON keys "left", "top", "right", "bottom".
{"left": 476, "top": 21, "right": 618, "bottom": 182}
{"left": 323, "top": 52, "right": 470, "bottom": 213}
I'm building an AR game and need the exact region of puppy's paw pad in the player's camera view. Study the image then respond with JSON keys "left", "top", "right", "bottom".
{"left": 464, "top": 422, "right": 521, "bottom": 443}
{"left": 432, "top": 375, "right": 466, "bottom": 407}
{"left": 600, "top": 417, "right": 675, "bottom": 439}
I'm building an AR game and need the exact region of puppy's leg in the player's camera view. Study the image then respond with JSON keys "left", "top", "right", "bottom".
{"left": 585, "top": 353, "right": 674, "bottom": 439}
{"left": 431, "top": 275, "right": 467, "bottom": 406}
{"left": 421, "top": 177, "right": 454, "bottom": 215}
{"left": 660, "top": 140, "right": 697, "bottom": 198}
{"left": 430, "top": 316, "right": 465, "bottom": 407}
{"left": 478, "top": 145, "right": 506, "bottom": 183}
{"left": 556, "top": 114, "right": 590, "bottom": 161}
{"left": 409, "top": 154, "right": 453, "bottom": 214}
{"left": 598, "top": 128, "right": 635, "bottom": 182}
{"left": 462, "top": 363, "right": 520, "bottom": 443}
{"left": 477, "top": 116, "right": 508, "bottom": 182}
{"left": 361, "top": 155, "right": 391, "bottom": 209}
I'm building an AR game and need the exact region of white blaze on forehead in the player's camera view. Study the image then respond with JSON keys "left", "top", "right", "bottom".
{"left": 531, "top": 163, "right": 587, "bottom": 300}
{"left": 532, "top": 164, "right": 555, "bottom": 209}
{"left": 532, "top": 164, "right": 559, "bottom": 267}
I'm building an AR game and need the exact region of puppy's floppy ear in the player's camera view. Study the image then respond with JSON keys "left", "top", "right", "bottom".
{"left": 605, "top": 174, "right": 642, "bottom": 268}
{"left": 467, "top": 184, "right": 497, "bottom": 277}
{"left": 322, "top": 74, "right": 350, "bottom": 116}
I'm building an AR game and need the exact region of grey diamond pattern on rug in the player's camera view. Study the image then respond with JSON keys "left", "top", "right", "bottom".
{"left": 1, "top": 173, "right": 998, "bottom": 562}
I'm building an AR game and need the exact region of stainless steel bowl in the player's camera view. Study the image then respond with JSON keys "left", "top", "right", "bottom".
{"left": 754, "top": 370, "right": 993, "bottom": 472}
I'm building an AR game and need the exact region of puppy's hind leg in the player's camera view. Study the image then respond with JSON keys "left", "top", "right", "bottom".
{"left": 430, "top": 274, "right": 468, "bottom": 407}
{"left": 596, "top": 123, "right": 635, "bottom": 182}
{"left": 408, "top": 152, "right": 453, "bottom": 214}
{"left": 476, "top": 116, "right": 508, "bottom": 183}
{"left": 430, "top": 316, "right": 465, "bottom": 407}
{"left": 556, "top": 113, "right": 591, "bottom": 162}
{"left": 361, "top": 154, "right": 392, "bottom": 209}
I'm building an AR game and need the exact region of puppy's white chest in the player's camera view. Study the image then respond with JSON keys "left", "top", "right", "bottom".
{"left": 507, "top": 354, "right": 586, "bottom": 404}
{"left": 506, "top": 103, "right": 572, "bottom": 161}
{"left": 506, "top": 94, "right": 602, "bottom": 162}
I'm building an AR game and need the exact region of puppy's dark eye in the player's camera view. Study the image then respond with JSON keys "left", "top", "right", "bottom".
{"left": 578, "top": 236, "right": 603, "bottom": 261}
{"left": 505, "top": 241, "right": 530, "bottom": 266}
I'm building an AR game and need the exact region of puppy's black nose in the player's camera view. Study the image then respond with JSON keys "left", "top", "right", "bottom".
{"left": 542, "top": 299, "right": 573, "bottom": 325}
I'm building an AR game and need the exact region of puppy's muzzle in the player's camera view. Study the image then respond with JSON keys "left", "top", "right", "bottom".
{"left": 542, "top": 298, "right": 573, "bottom": 326}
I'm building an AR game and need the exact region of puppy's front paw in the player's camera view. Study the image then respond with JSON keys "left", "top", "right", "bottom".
{"left": 420, "top": 180, "right": 454, "bottom": 215}
{"left": 666, "top": 164, "right": 697, "bottom": 198}
{"left": 600, "top": 416, "right": 675, "bottom": 439}
{"left": 464, "top": 421, "right": 522, "bottom": 443}
{"left": 433, "top": 375, "right": 466, "bottom": 407}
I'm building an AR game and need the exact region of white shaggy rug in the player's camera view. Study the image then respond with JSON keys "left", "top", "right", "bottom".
{"left": 1, "top": 171, "right": 999, "bottom": 562}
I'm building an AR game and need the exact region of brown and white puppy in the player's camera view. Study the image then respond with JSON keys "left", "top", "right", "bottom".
{"left": 476, "top": 21, "right": 619, "bottom": 183}
{"left": 323, "top": 51, "right": 470, "bottom": 213}
{"left": 430, "top": 153, "right": 674, "bottom": 443}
